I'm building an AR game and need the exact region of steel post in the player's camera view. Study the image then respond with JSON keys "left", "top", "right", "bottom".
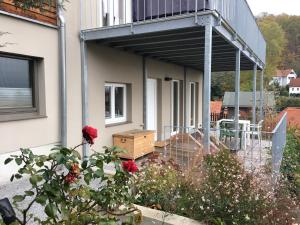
{"left": 234, "top": 49, "right": 241, "bottom": 151}
{"left": 203, "top": 25, "right": 212, "bottom": 153}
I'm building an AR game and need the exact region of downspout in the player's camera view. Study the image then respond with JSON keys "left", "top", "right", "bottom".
{"left": 57, "top": 2, "right": 67, "bottom": 147}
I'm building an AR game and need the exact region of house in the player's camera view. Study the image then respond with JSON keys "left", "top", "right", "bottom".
{"left": 289, "top": 78, "right": 300, "bottom": 96}
{"left": 223, "top": 92, "right": 275, "bottom": 119}
{"left": 210, "top": 101, "right": 227, "bottom": 123}
{"left": 270, "top": 69, "right": 297, "bottom": 87}
{"left": 278, "top": 107, "right": 300, "bottom": 128}
{"left": 0, "top": 0, "right": 266, "bottom": 165}
{"left": 210, "top": 101, "right": 223, "bottom": 114}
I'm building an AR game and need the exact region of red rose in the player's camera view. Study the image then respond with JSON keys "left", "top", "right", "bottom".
{"left": 122, "top": 160, "right": 138, "bottom": 174}
{"left": 82, "top": 126, "right": 98, "bottom": 145}
{"left": 64, "top": 173, "right": 77, "bottom": 184}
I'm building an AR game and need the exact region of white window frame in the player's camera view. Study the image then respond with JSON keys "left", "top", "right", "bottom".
{"left": 171, "top": 80, "right": 180, "bottom": 135}
{"left": 189, "top": 82, "right": 196, "bottom": 128}
{"left": 105, "top": 83, "right": 127, "bottom": 124}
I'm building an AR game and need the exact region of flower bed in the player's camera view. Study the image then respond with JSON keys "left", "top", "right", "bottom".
{"left": 134, "top": 150, "right": 300, "bottom": 225}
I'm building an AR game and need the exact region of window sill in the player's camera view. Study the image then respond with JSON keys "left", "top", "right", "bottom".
{"left": 105, "top": 121, "right": 132, "bottom": 128}
{"left": 0, "top": 112, "right": 47, "bottom": 123}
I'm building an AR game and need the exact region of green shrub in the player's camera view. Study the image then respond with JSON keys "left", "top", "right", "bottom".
{"left": 135, "top": 150, "right": 300, "bottom": 225}
{"left": 281, "top": 129, "right": 300, "bottom": 199}
{"left": 276, "top": 96, "right": 300, "bottom": 111}
{"left": 192, "top": 150, "right": 268, "bottom": 225}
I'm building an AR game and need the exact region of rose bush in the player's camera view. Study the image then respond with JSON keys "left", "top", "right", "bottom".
{"left": 2, "top": 126, "right": 141, "bottom": 225}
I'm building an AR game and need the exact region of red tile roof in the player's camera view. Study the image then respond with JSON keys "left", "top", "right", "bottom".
{"left": 210, "top": 101, "right": 222, "bottom": 114}
{"left": 275, "top": 69, "right": 294, "bottom": 77}
{"left": 278, "top": 107, "right": 300, "bottom": 128}
{"left": 290, "top": 78, "right": 300, "bottom": 87}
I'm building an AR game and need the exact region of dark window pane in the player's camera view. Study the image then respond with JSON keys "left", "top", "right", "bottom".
{"left": 115, "top": 86, "right": 124, "bottom": 118}
{"left": 173, "top": 81, "right": 179, "bottom": 131}
{"left": 105, "top": 86, "right": 111, "bottom": 119}
{"left": 0, "top": 56, "right": 33, "bottom": 109}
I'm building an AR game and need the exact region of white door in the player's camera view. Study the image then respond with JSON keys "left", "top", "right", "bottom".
{"left": 189, "top": 82, "right": 196, "bottom": 128}
{"left": 171, "top": 80, "right": 180, "bottom": 135}
{"left": 147, "top": 79, "right": 157, "bottom": 140}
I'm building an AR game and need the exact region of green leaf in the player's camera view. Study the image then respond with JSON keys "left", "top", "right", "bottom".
{"left": 36, "top": 195, "right": 47, "bottom": 205}
{"left": 4, "top": 158, "right": 13, "bottom": 165}
{"left": 96, "top": 160, "right": 103, "bottom": 169}
{"left": 14, "top": 174, "right": 22, "bottom": 179}
{"left": 72, "top": 150, "right": 81, "bottom": 159}
{"left": 10, "top": 175, "right": 14, "bottom": 182}
{"left": 45, "top": 203, "right": 57, "bottom": 218}
{"left": 84, "top": 173, "right": 93, "bottom": 185}
{"left": 13, "top": 195, "right": 25, "bottom": 202}
{"left": 36, "top": 161, "right": 44, "bottom": 167}
{"left": 25, "top": 191, "right": 35, "bottom": 196}
{"left": 94, "top": 169, "right": 104, "bottom": 178}
{"left": 30, "top": 175, "right": 43, "bottom": 186}
{"left": 81, "top": 160, "right": 88, "bottom": 170}
{"left": 15, "top": 158, "right": 22, "bottom": 165}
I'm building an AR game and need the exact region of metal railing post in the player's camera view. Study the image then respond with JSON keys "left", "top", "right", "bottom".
{"left": 260, "top": 69, "right": 264, "bottom": 121}
{"left": 234, "top": 49, "right": 241, "bottom": 151}
{"left": 252, "top": 64, "right": 257, "bottom": 124}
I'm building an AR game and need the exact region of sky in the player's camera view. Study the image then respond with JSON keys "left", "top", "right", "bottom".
{"left": 247, "top": 0, "right": 300, "bottom": 16}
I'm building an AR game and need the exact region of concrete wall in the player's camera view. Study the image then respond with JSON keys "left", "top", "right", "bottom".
{"left": 87, "top": 44, "right": 203, "bottom": 149}
{"left": 64, "top": 1, "right": 83, "bottom": 149}
{"left": 0, "top": 14, "right": 60, "bottom": 154}
{"left": 0, "top": 1, "right": 204, "bottom": 155}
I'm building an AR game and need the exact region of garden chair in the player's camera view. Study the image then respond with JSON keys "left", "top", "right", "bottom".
{"left": 219, "top": 121, "right": 243, "bottom": 150}
{"left": 247, "top": 120, "right": 263, "bottom": 146}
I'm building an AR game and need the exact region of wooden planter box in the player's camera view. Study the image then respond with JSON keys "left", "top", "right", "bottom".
{"left": 113, "top": 129, "right": 155, "bottom": 160}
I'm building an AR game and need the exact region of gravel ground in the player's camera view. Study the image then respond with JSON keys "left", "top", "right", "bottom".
{"left": 0, "top": 178, "right": 47, "bottom": 224}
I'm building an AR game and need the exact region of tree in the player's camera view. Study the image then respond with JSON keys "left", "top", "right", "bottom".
{"left": 258, "top": 17, "right": 287, "bottom": 79}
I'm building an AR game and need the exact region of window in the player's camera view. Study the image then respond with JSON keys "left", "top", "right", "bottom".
{"left": 189, "top": 82, "right": 196, "bottom": 127}
{"left": 105, "top": 83, "right": 127, "bottom": 124}
{"left": 0, "top": 53, "right": 45, "bottom": 121}
{"left": 292, "top": 88, "right": 294, "bottom": 91}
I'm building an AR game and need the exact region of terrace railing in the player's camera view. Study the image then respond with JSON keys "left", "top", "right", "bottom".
{"left": 271, "top": 112, "right": 287, "bottom": 183}
{"left": 81, "top": 0, "right": 266, "bottom": 63}
{"left": 162, "top": 115, "right": 287, "bottom": 182}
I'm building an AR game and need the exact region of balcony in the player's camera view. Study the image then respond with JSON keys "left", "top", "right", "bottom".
{"left": 81, "top": 0, "right": 266, "bottom": 66}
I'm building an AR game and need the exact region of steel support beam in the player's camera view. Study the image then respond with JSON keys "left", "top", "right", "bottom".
{"left": 203, "top": 25, "right": 212, "bottom": 153}
{"left": 184, "top": 66, "right": 187, "bottom": 128}
{"left": 260, "top": 69, "right": 264, "bottom": 121}
{"left": 80, "top": 38, "right": 89, "bottom": 159}
{"left": 143, "top": 56, "right": 147, "bottom": 130}
{"left": 234, "top": 49, "right": 241, "bottom": 151}
{"left": 252, "top": 64, "right": 257, "bottom": 125}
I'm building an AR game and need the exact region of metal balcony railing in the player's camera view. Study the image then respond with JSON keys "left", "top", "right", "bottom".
{"left": 81, "top": 0, "right": 266, "bottom": 63}
{"left": 162, "top": 113, "right": 287, "bottom": 184}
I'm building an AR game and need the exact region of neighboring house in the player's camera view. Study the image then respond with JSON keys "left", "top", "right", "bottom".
{"left": 278, "top": 107, "right": 300, "bottom": 128}
{"left": 223, "top": 92, "right": 275, "bottom": 119}
{"left": 289, "top": 78, "right": 300, "bottom": 96}
{"left": 0, "top": 0, "right": 266, "bottom": 163}
{"left": 210, "top": 101, "right": 227, "bottom": 123}
{"left": 210, "top": 101, "right": 223, "bottom": 114}
{"left": 270, "top": 69, "right": 297, "bottom": 87}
